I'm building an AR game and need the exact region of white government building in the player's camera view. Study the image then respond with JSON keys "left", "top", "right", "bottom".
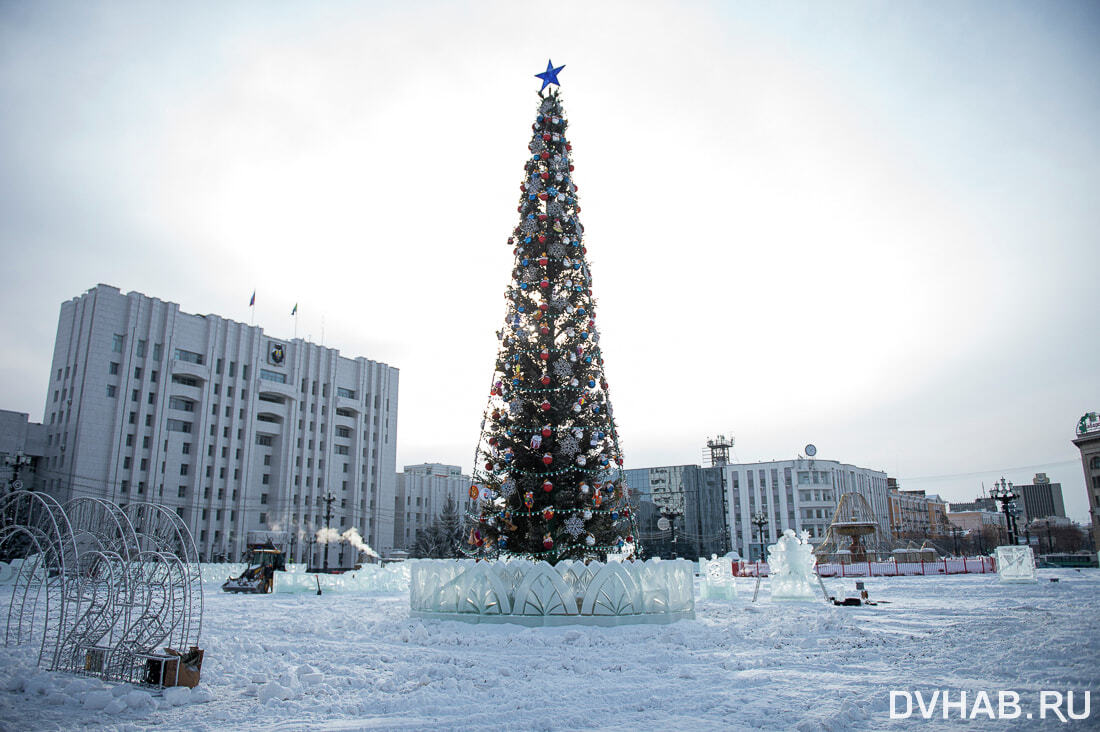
{"left": 38, "top": 285, "right": 399, "bottom": 564}
{"left": 393, "top": 463, "right": 474, "bottom": 551}
{"left": 719, "top": 458, "right": 890, "bottom": 560}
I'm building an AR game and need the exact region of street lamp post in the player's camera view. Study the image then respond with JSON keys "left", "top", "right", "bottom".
{"left": 751, "top": 512, "right": 768, "bottom": 562}
{"left": 664, "top": 510, "right": 681, "bottom": 559}
{"left": 950, "top": 525, "right": 961, "bottom": 557}
{"left": 322, "top": 492, "right": 336, "bottom": 571}
{"left": 989, "top": 478, "right": 1020, "bottom": 546}
{"left": 4, "top": 452, "right": 31, "bottom": 494}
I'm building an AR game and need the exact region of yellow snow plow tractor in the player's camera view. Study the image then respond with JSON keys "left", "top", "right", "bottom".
{"left": 221, "top": 544, "right": 286, "bottom": 593}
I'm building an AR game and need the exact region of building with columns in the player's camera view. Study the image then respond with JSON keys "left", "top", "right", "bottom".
{"left": 719, "top": 458, "right": 890, "bottom": 560}
{"left": 37, "top": 284, "right": 399, "bottom": 564}
{"left": 1072, "top": 412, "right": 1100, "bottom": 550}
{"left": 624, "top": 454, "right": 890, "bottom": 561}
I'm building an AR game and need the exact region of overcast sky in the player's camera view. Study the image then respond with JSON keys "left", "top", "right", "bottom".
{"left": 2, "top": 1, "right": 1098, "bottom": 521}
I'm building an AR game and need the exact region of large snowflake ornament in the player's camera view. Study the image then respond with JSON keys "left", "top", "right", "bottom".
{"left": 559, "top": 435, "right": 580, "bottom": 456}
{"left": 564, "top": 515, "right": 586, "bottom": 538}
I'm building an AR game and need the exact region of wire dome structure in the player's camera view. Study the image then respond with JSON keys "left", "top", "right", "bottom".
{"left": 0, "top": 491, "right": 202, "bottom": 685}
{"left": 814, "top": 492, "right": 890, "bottom": 562}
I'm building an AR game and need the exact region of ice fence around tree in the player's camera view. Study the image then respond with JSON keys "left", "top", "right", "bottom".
{"left": 409, "top": 558, "right": 694, "bottom": 626}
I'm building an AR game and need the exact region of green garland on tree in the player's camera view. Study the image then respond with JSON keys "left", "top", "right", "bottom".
{"left": 464, "top": 74, "right": 639, "bottom": 563}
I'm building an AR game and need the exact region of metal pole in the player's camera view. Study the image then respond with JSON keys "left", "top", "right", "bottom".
{"left": 323, "top": 492, "right": 335, "bottom": 571}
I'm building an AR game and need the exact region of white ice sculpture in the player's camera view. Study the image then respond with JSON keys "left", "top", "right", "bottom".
{"left": 767, "top": 529, "right": 818, "bottom": 601}
{"left": 409, "top": 558, "right": 695, "bottom": 626}
{"left": 698, "top": 554, "right": 737, "bottom": 601}
{"left": 994, "top": 545, "right": 1037, "bottom": 583}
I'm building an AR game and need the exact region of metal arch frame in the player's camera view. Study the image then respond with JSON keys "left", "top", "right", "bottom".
{"left": 0, "top": 491, "right": 77, "bottom": 669}
{"left": 55, "top": 497, "right": 142, "bottom": 677}
{"left": 122, "top": 502, "right": 203, "bottom": 649}
{"left": 1, "top": 492, "right": 203, "bottom": 685}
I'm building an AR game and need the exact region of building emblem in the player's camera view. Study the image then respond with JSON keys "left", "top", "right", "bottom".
{"left": 269, "top": 342, "right": 285, "bottom": 366}
{"left": 1078, "top": 412, "right": 1100, "bottom": 436}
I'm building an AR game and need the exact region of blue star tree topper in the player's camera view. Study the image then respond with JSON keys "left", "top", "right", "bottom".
{"left": 535, "top": 59, "right": 565, "bottom": 90}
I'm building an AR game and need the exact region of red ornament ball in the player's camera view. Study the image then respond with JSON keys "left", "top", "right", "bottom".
{"left": 540, "top": 151, "right": 549, "bottom": 160}
{"left": 542, "top": 453, "right": 553, "bottom": 465}
{"left": 542, "top": 508, "right": 554, "bottom": 520}
{"left": 540, "top": 400, "right": 551, "bottom": 411}
{"left": 541, "top": 426, "right": 552, "bottom": 438}
{"left": 539, "top": 302, "right": 548, "bottom": 311}
{"left": 542, "top": 480, "right": 553, "bottom": 492}
{"left": 543, "top": 535, "right": 554, "bottom": 549}
{"left": 540, "top": 375, "right": 550, "bottom": 385}
{"left": 540, "top": 279, "right": 549, "bottom": 289}
{"left": 539, "top": 349, "right": 549, "bottom": 361}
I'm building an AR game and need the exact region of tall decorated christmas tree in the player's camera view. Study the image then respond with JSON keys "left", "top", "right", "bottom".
{"left": 464, "top": 61, "right": 639, "bottom": 562}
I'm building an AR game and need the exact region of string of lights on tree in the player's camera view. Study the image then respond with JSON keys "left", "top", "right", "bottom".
{"left": 462, "top": 60, "right": 640, "bottom": 561}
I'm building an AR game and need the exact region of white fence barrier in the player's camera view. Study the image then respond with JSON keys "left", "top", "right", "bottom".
{"left": 735, "top": 556, "right": 996, "bottom": 578}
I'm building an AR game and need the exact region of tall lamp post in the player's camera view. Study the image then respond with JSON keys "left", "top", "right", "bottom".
{"left": 950, "top": 525, "right": 961, "bottom": 557}
{"left": 751, "top": 512, "right": 768, "bottom": 562}
{"left": 322, "top": 492, "right": 336, "bottom": 571}
{"left": 989, "top": 478, "right": 1019, "bottom": 546}
{"left": 659, "top": 510, "right": 681, "bottom": 559}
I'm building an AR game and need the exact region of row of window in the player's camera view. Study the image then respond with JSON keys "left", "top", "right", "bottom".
{"left": 112, "top": 335, "right": 163, "bottom": 361}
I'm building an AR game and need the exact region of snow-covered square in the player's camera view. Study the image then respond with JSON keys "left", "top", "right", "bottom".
{"left": 2, "top": 569, "right": 1097, "bottom": 730}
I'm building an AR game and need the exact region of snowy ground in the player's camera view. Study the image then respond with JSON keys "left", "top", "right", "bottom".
{"left": 1, "top": 569, "right": 1098, "bottom": 731}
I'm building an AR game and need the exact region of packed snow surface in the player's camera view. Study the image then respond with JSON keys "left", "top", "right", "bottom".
{"left": 1, "top": 569, "right": 1097, "bottom": 731}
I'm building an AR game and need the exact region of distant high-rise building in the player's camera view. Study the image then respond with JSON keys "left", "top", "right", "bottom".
{"left": 37, "top": 285, "right": 399, "bottom": 564}
{"left": 394, "top": 463, "right": 473, "bottom": 551}
{"left": 1014, "top": 473, "right": 1066, "bottom": 522}
{"left": 624, "top": 465, "right": 728, "bottom": 560}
